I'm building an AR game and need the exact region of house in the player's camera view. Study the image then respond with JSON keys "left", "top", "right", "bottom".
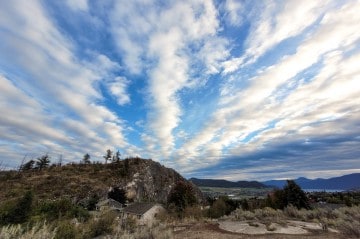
{"left": 122, "top": 202, "right": 165, "bottom": 224}
{"left": 96, "top": 198, "right": 123, "bottom": 212}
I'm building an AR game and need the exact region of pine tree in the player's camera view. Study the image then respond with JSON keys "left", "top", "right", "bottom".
{"left": 82, "top": 153, "right": 91, "bottom": 164}
{"left": 35, "top": 154, "right": 50, "bottom": 170}
{"left": 283, "top": 180, "right": 310, "bottom": 209}
{"left": 103, "top": 149, "right": 112, "bottom": 164}
{"left": 167, "top": 181, "right": 197, "bottom": 213}
{"left": 20, "top": 160, "right": 35, "bottom": 171}
{"left": 112, "top": 150, "right": 121, "bottom": 162}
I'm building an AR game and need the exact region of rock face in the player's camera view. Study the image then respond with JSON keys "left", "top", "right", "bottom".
{"left": 0, "top": 157, "right": 203, "bottom": 205}
{"left": 113, "top": 158, "right": 203, "bottom": 204}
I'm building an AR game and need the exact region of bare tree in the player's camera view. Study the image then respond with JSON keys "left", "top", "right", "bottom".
{"left": 0, "top": 161, "right": 5, "bottom": 172}
{"left": 18, "top": 154, "right": 28, "bottom": 172}
{"left": 57, "top": 154, "right": 63, "bottom": 167}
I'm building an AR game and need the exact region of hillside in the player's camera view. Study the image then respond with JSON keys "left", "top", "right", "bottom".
{"left": 262, "top": 173, "right": 360, "bottom": 190}
{"left": 189, "top": 177, "right": 268, "bottom": 188}
{"left": 0, "top": 158, "right": 203, "bottom": 204}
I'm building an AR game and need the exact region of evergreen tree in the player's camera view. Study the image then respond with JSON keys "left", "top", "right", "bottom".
{"left": 103, "top": 149, "right": 112, "bottom": 164}
{"left": 82, "top": 153, "right": 91, "bottom": 164}
{"left": 167, "top": 181, "right": 197, "bottom": 213}
{"left": 20, "top": 160, "right": 35, "bottom": 171}
{"left": 35, "top": 154, "right": 50, "bottom": 170}
{"left": 268, "top": 180, "right": 310, "bottom": 209}
{"left": 113, "top": 150, "right": 121, "bottom": 162}
{"left": 283, "top": 180, "right": 310, "bottom": 209}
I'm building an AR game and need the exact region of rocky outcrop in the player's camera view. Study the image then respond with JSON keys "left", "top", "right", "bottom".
{"left": 111, "top": 158, "right": 203, "bottom": 204}
{"left": 0, "top": 157, "right": 204, "bottom": 205}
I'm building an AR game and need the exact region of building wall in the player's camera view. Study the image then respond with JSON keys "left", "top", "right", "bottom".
{"left": 140, "top": 205, "right": 165, "bottom": 224}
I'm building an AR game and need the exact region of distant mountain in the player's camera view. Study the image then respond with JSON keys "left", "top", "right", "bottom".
{"left": 189, "top": 178, "right": 268, "bottom": 188}
{"left": 262, "top": 173, "right": 360, "bottom": 190}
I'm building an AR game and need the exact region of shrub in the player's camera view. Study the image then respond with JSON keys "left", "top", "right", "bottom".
{"left": 84, "top": 193, "right": 99, "bottom": 211}
{"left": 336, "top": 219, "right": 360, "bottom": 238}
{"left": 0, "top": 191, "right": 33, "bottom": 225}
{"left": 55, "top": 221, "right": 79, "bottom": 239}
{"left": 121, "top": 217, "right": 137, "bottom": 233}
{"left": 254, "top": 207, "right": 281, "bottom": 219}
{"left": 266, "top": 223, "right": 277, "bottom": 231}
{"left": 35, "top": 198, "right": 89, "bottom": 222}
{"left": 183, "top": 206, "right": 203, "bottom": 220}
{"left": 232, "top": 209, "right": 255, "bottom": 220}
{"left": 208, "top": 198, "right": 227, "bottom": 218}
{"left": 284, "top": 205, "right": 305, "bottom": 219}
{"left": 85, "top": 211, "right": 116, "bottom": 238}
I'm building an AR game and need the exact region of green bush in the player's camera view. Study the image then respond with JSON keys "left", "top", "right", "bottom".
{"left": 208, "top": 198, "right": 227, "bottom": 218}
{"left": 0, "top": 191, "right": 33, "bottom": 225}
{"left": 35, "top": 198, "right": 89, "bottom": 222}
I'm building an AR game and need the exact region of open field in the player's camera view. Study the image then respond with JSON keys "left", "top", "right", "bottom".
{"left": 199, "top": 187, "right": 273, "bottom": 199}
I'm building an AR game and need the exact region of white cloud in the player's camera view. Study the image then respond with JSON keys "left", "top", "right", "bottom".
{"left": 65, "top": 0, "right": 89, "bottom": 12}
{"left": 224, "top": 0, "right": 245, "bottom": 26}
{"left": 175, "top": 0, "right": 360, "bottom": 174}
{"left": 0, "top": 1, "right": 132, "bottom": 166}
{"left": 1, "top": 0, "right": 359, "bottom": 179}
{"left": 107, "top": 77, "right": 131, "bottom": 106}
{"left": 110, "top": 0, "right": 228, "bottom": 157}
{"left": 223, "top": 1, "right": 332, "bottom": 73}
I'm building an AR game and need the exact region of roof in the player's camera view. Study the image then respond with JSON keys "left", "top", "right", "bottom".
{"left": 122, "top": 202, "right": 158, "bottom": 215}
{"left": 96, "top": 198, "right": 123, "bottom": 209}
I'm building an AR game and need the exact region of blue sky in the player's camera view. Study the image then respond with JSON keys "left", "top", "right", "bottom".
{"left": 0, "top": 0, "right": 359, "bottom": 181}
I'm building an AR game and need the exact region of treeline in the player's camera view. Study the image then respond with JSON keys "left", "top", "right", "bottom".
{"left": 18, "top": 149, "right": 125, "bottom": 171}
{"left": 309, "top": 191, "right": 360, "bottom": 206}
{"left": 166, "top": 180, "right": 312, "bottom": 219}
{"left": 204, "top": 180, "right": 310, "bottom": 219}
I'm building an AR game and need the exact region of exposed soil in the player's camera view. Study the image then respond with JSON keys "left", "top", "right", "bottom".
{"left": 174, "top": 221, "right": 343, "bottom": 239}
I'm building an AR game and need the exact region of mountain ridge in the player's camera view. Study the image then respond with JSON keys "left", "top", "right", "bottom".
{"left": 262, "top": 173, "right": 360, "bottom": 190}
{"left": 189, "top": 177, "right": 269, "bottom": 188}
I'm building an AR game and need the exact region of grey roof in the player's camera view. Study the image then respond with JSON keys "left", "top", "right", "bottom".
{"left": 96, "top": 198, "right": 123, "bottom": 209}
{"left": 123, "top": 202, "right": 157, "bottom": 215}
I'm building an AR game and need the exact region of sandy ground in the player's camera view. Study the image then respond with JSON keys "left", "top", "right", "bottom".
{"left": 218, "top": 221, "right": 308, "bottom": 235}
{"left": 174, "top": 221, "right": 342, "bottom": 239}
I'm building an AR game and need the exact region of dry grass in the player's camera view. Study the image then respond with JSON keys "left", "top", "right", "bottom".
{"left": 1, "top": 205, "right": 359, "bottom": 238}
{"left": 0, "top": 222, "right": 55, "bottom": 239}
{"left": 230, "top": 205, "right": 360, "bottom": 237}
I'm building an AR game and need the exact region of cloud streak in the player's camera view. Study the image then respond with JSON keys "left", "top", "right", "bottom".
{"left": 0, "top": 0, "right": 359, "bottom": 180}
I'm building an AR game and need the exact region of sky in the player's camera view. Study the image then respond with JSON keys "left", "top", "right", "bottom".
{"left": 0, "top": 0, "right": 359, "bottom": 181}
